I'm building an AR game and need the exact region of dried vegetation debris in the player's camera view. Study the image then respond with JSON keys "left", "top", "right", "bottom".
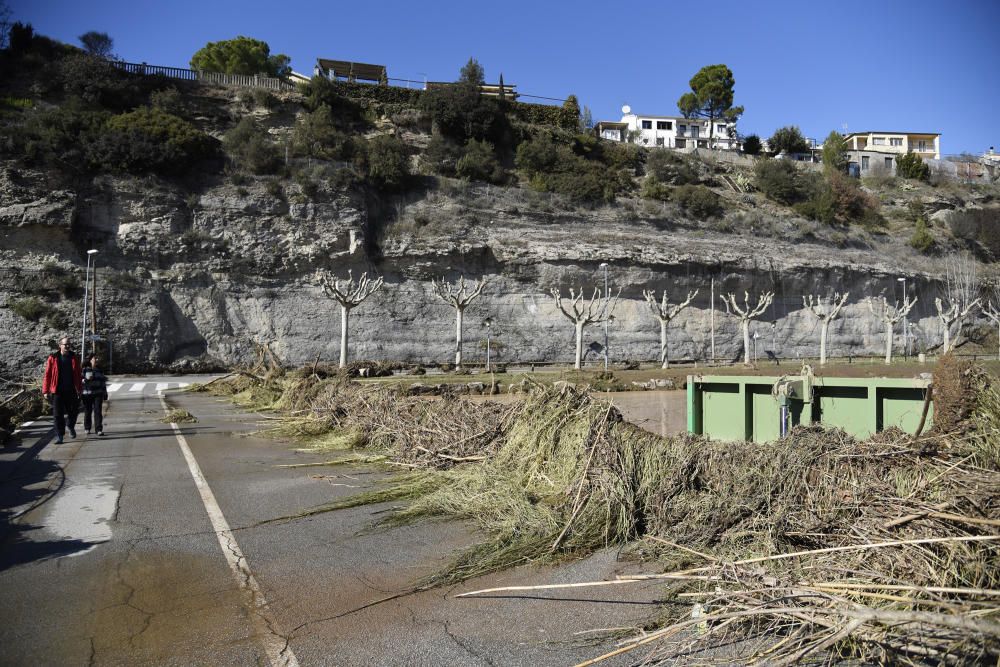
{"left": 203, "top": 362, "right": 1000, "bottom": 665}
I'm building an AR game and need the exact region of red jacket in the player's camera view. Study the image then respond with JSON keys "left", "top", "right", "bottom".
{"left": 42, "top": 352, "right": 83, "bottom": 395}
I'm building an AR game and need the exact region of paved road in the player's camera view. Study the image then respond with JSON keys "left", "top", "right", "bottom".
{"left": 0, "top": 376, "right": 664, "bottom": 666}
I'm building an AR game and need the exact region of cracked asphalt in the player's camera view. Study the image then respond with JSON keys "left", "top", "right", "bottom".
{"left": 0, "top": 376, "right": 666, "bottom": 666}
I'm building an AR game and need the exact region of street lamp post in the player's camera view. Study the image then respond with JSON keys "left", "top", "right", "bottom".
{"left": 599, "top": 262, "right": 609, "bottom": 370}
{"left": 484, "top": 318, "right": 492, "bottom": 372}
{"left": 897, "top": 277, "right": 908, "bottom": 358}
{"left": 81, "top": 249, "right": 97, "bottom": 358}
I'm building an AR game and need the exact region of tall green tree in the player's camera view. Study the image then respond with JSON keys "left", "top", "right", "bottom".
{"left": 821, "top": 130, "right": 848, "bottom": 174}
{"left": 459, "top": 57, "right": 485, "bottom": 86}
{"left": 768, "top": 125, "right": 809, "bottom": 155}
{"left": 742, "top": 134, "right": 762, "bottom": 156}
{"left": 78, "top": 31, "right": 114, "bottom": 59}
{"left": 677, "top": 64, "right": 744, "bottom": 146}
{"left": 190, "top": 36, "right": 290, "bottom": 77}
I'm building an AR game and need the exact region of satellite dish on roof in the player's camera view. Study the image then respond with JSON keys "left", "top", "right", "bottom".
{"left": 622, "top": 105, "right": 631, "bottom": 115}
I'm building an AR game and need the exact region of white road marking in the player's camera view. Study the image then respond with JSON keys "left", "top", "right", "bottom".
{"left": 159, "top": 394, "right": 299, "bottom": 667}
{"left": 107, "top": 383, "right": 123, "bottom": 393}
{"left": 156, "top": 383, "right": 169, "bottom": 392}
{"left": 12, "top": 420, "right": 35, "bottom": 435}
{"left": 128, "top": 383, "right": 146, "bottom": 392}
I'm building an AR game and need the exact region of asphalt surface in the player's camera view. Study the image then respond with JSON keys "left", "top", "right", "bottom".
{"left": 0, "top": 375, "right": 670, "bottom": 666}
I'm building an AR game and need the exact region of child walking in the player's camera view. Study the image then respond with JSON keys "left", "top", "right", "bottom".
{"left": 82, "top": 354, "right": 109, "bottom": 436}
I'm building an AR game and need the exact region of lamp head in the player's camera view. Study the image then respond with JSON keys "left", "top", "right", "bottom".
{"left": 897, "top": 277, "right": 906, "bottom": 282}
{"left": 87, "top": 249, "right": 98, "bottom": 255}
{"left": 599, "top": 262, "right": 608, "bottom": 268}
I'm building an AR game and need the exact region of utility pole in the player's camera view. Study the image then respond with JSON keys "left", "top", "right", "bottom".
{"left": 91, "top": 262, "right": 98, "bottom": 340}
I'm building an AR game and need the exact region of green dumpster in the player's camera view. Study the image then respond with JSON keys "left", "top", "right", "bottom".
{"left": 687, "top": 370, "right": 932, "bottom": 442}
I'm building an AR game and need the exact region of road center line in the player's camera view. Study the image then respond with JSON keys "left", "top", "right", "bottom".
{"left": 159, "top": 394, "right": 299, "bottom": 667}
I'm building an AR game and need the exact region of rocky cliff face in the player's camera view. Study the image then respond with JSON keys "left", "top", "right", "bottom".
{"left": 0, "top": 160, "right": 977, "bottom": 377}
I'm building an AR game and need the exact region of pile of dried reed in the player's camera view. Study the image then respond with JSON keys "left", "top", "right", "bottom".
{"left": 203, "top": 363, "right": 999, "bottom": 665}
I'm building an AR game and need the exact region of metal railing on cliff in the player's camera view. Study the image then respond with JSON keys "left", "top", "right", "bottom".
{"left": 111, "top": 60, "right": 296, "bottom": 91}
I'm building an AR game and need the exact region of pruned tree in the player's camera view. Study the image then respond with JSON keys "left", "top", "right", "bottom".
{"left": 868, "top": 296, "right": 917, "bottom": 364}
{"left": 803, "top": 292, "right": 849, "bottom": 365}
{"left": 643, "top": 288, "right": 698, "bottom": 368}
{"left": 78, "top": 31, "right": 115, "bottom": 59}
{"left": 551, "top": 287, "right": 620, "bottom": 370}
{"left": 983, "top": 300, "right": 1000, "bottom": 361}
{"left": 316, "top": 270, "right": 384, "bottom": 368}
{"left": 432, "top": 276, "right": 487, "bottom": 366}
{"left": 935, "top": 252, "right": 980, "bottom": 353}
{"left": 720, "top": 291, "right": 774, "bottom": 365}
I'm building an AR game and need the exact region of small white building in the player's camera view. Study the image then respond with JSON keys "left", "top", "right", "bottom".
{"left": 596, "top": 105, "right": 740, "bottom": 151}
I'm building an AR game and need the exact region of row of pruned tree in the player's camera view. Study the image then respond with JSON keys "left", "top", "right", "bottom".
{"left": 314, "top": 267, "right": 1000, "bottom": 369}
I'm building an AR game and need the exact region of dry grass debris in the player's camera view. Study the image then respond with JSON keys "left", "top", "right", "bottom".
{"left": 204, "top": 363, "right": 1000, "bottom": 665}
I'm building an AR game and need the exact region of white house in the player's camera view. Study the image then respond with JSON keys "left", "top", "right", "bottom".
{"left": 596, "top": 105, "right": 740, "bottom": 151}
{"left": 842, "top": 131, "right": 941, "bottom": 161}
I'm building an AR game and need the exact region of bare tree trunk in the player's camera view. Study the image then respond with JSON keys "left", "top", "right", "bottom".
{"left": 455, "top": 307, "right": 464, "bottom": 366}
{"left": 660, "top": 320, "right": 669, "bottom": 369}
{"left": 819, "top": 320, "right": 829, "bottom": 365}
{"left": 575, "top": 321, "right": 584, "bottom": 370}
{"left": 340, "top": 304, "right": 349, "bottom": 368}
{"left": 943, "top": 323, "right": 951, "bottom": 355}
{"left": 885, "top": 322, "right": 893, "bottom": 364}
{"left": 742, "top": 321, "right": 751, "bottom": 365}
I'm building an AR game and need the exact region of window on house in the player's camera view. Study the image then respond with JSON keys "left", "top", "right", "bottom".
{"left": 885, "top": 157, "right": 893, "bottom": 169}
{"left": 917, "top": 140, "right": 928, "bottom": 151}
{"left": 698, "top": 140, "right": 707, "bottom": 148}
{"left": 641, "top": 120, "right": 652, "bottom": 129}
{"left": 862, "top": 156, "right": 870, "bottom": 170}
{"left": 692, "top": 126, "right": 700, "bottom": 138}
{"left": 717, "top": 124, "right": 727, "bottom": 133}
{"left": 676, "top": 139, "right": 686, "bottom": 148}
{"left": 656, "top": 137, "right": 664, "bottom": 146}
{"left": 890, "top": 138, "right": 903, "bottom": 146}
{"left": 656, "top": 121, "right": 671, "bottom": 130}
{"left": 872, "top": 137, "right": 885, "bottom": 145}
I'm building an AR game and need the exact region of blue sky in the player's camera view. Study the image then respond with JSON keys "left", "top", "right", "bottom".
{"left": 12, "top": 0, "right": 1000, "bottom": 155}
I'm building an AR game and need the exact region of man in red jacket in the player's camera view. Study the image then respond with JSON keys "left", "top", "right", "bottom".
{"left": 42, "top": 336, "right": 83, "bottom": 444}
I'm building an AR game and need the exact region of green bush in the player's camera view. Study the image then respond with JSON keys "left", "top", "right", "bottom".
{"left": 793, "top": 173, "right": 881, "bottom": 226}
{"left": 640, "top": 177, "right": 672, "bottom": 201}
{"left": 44, "top": 309, "right": 70, "bottom": 330}
{"left": 150, "top": 87, "right": 183, "bottom": 114}
{"left": 10, "top": 297, "right": 49, "bottom": 321}
{"left": 754, "top": 158, "right": 808, "bottom": 204}
{"left": 456, "top": 139, "right": 506, "bottom": 184}
{"left": 674, "top": 184, "right": 722, "bottom": 219}
{"left": 897, "top": 151, "right": 930, "bottom": 181}
{"left": 290, "top": 104, "right": 353, "bottom": 161}
{"left": 57, "top": 54, "right": 168, "bottom": 111}
{"left": 419, "top": 81, "right": 511, "bottom": 149}
{"left": 15, "top": 104, "right": 109, "bottom": 170}
{"left": 646, "top": 149, "right": 699, "bottom": 185}
{"left": 360, "top": 135, "right": 410, "bottom": 191}
{"left": 223, "top": 117, "right": 280, "bottom": 174}
{"left": 909, "top": 218, "right": 934, "bottom": 253}
{"left": 91, "top": 106, "right": 218, "bottom": 175}
{"left": 298, "top": 76, "right": 363, "bottom": 124}
{"left": 515, "top": 133, "right": 629, "bottom": 203}
{"left": 423, "top": 135, "right": 464, "bottom": 176}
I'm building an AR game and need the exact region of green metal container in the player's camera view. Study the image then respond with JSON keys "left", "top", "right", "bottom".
{"left": 687, "top": 371, "right": 933, "bottom": 442}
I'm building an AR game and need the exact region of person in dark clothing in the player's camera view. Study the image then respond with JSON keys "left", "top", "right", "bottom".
{"left": 82, "top": 354, "right": 109, "bottom": 436}
{"left": 42, "top": 336, "right": 83, "bottom": 444}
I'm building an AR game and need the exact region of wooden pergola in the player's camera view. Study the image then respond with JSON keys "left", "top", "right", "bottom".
{"left": 316, "top": 58, "right": 387, "bottom": 84}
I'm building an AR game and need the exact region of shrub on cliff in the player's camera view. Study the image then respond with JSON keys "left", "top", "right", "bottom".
{"left": 90, "top": 106, "right": 218, "bottom": 175}
{"left": 754, "top": 157, "right": 808, "bottom": 204}
{"left": 909, "top": 218, "right": 935, "bottom": 253}
{"left": 223, "top": 116, "right": 280, "bottom": 175}
{"left": 646, "top": 149, "right": 699, "bottom": 185}
{"left": 290, "top": 104, "right": 354, "bottom": 161}
{"left": 674, "top": 184, "right": 722, "bottom": 219}
{"left": 15, "top": 104, "right": 109, "bottom": 171}
{"left": 298, "top": 75, "right": 362, "bottom": 124}
{"left": 58, "top": 54, "right": 172, "bottom": 111}
{"left": 897, "top": 151, "right": 930, "bottom": 181}
{"left": 456, "top": 139, "right": 507, "bottom": 184}
{"left": 358, "top": 135, "right": 410, "bottom": 192}
{"left": 515, "top": 134, "right": 623, "bottom": 203}
{"left": 949, "top": 207, "right": 1000, "bottom": 259}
